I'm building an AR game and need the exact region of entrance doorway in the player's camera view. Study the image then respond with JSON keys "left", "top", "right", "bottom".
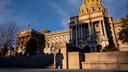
{"left": 25, "top": 38, "right": 37, "bottom": 56}
{"left": 82, "top": 45, "right": 91, "bottom": 53}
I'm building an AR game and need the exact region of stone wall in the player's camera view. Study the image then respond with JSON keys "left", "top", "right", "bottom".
{"left": 119, "top": 44, "right": 128, "bottom": 51}
{"left": 0, "top": 54, "right": 54, "bottom": 68}
{"left": 82, "top": 51, "right": 128, "bottom": 70}
{"left": 16, "top": 29, "right": 44, "bottom": 55}
{"left": 54, "top": 42, "right": 68, "bottom": 69}
{"left": 113, "top": 19, "right": 128, "bottom": 51}
{"left": 68, "top": 52, "right": 82, "bottom": 69}
{"left": 44, "top": 29, "right": 70, "bottom": 54}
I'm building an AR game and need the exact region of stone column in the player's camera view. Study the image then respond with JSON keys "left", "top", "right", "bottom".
{"left": 16, "top": 37, "right": 20, "bottom": 53}
{"left": 81, "top": 26, "right": 84, "bottom": 45}
{"left": 81, "top": 24, "right": 83, "bottom": 39}
{"left": 88, "top": 22, "right": 93, "bottom": 52}
{"left": 102, "top": 20, "right": 107, "bottom": 37}
{"left": 70, "top": 27, "right": 73, "bottom": 40}
{"left": 78, "top": 25, "right": 81, "bottom": 39}
{"left": 99, "top": 21, "right": 104, "bottom": 36}
{"left": 101, "top": 20, "right": 109, "bottom": 47}
{"left": 91, "top": 22, "right": 97, "bottom": 52}
{"left": 36, "top": 39, "right": 40, "bottom": 54}
{"left": 91, "top": 22, "right": 95, "bottom": 41}
{"left": 75, "top": 21, "right": 78, "bottom": 46}
{"left": 109, "top": 17, "right": 118, "bottom": 48}
{"left": 88, "top": 23, "right": 92, "bottom": 36}
{"left": 99, "top": 20, "right": 104, "bottom": 48}
{"left": 92, "top": 23, "right": 96, "bottom": 40}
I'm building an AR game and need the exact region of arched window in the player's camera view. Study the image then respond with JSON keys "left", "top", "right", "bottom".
{"left": 47, "top": 43, "right": 49, "bottom": 48}
{"left": 92, "top": 7, "right": 95, "bottom": 11}
{"left": 97, "top": 45, "right": 102, "bottom": 52}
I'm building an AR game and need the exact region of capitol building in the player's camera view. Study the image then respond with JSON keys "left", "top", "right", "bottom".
{"left": 11, "top": 0, "right": 128, "bottom": 70}
{"left": 16, "top": 0, "right": 128, "bottom": 55}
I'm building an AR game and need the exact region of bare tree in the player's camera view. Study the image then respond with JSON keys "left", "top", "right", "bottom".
{"left": 0, "top": 23, "right": 18, "bottom": 57}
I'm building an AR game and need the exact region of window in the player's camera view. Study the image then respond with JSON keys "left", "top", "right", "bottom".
{"left": 96, "top": 31, "right": 100, "bottom": 36}
{"left": 99, "top": 7, "right": 101, "bottom": 10}
{"left": 47, "top": 43, "right": 49, "bottom": 48}
{"left": 96, "top": 24, "right": 99, "bottom": 27}
{"left": 86, "top": 8, "right": 88, "bottom": 12}
{"left": 92, "top": 7, "right": 95, "bottom": 11}
{"left": 82, "top": 10, "right": 84, "bottom": 14}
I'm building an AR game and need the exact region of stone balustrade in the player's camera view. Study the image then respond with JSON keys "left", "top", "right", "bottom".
{"left": 82, "top": 51, "right": 128, "bottom": 70}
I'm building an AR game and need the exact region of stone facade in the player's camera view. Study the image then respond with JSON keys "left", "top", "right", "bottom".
{"left": 43, "top": 29, "right": 70, "bottom": 54}
{"left": 16, "top": 29, "right": 44, "bottom": 55}
{"left": 14, "top": 0, "right": 128, "bottom": 70}
{"left": 68, "top": 0, "right": 127, "bottom": 51}
{"left": 113, "top": 19, "right": 128, "bottom": 51}
{"left": 15, "top": 0, "right": 128, "bottom": 55}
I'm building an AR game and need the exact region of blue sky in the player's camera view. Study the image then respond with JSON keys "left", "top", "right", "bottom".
{"left": 0, "top": 0, "right": 128, "bottom": 31}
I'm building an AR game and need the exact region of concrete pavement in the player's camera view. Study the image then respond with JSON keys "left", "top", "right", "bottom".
{"left": 0, "top": 69, "right": 128, "bottom": 72}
